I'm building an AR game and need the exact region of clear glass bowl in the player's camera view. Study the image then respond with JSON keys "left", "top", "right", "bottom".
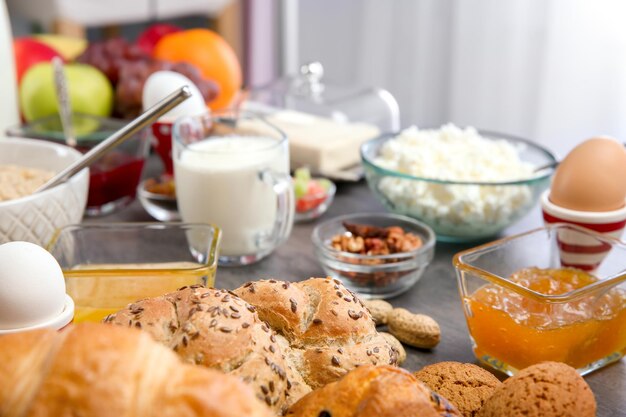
{"left": 47, "top": 223, "right": 220, "bottom": 323}
{"left": 312, "top": 213, "right": 435, "bottom": 299}
{"left": 453, "top": 224, "right": 626, "bottom": 376}
{"left": 137, "top": 176, "right": 180, "bottom": 222}
{"left": 361, "top": 131, "right": 557, "bottom": 242}
{"left": 295, "top": 179, "right": 336, "bottom": 222}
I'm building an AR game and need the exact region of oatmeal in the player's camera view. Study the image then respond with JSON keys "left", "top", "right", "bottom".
{"left": 0, "top": 165, "right": 54, "bottom": 202}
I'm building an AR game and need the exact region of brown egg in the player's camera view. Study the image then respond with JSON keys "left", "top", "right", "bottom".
{"left": 550, "top": 137, "right": 626, "bottom": 212}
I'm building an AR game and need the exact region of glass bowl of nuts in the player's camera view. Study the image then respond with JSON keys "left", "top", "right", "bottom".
{"left": 312, "top": 212, "right": 436, "bottom": 299}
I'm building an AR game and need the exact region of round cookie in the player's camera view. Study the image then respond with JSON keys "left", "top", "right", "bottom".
{"left": 414, "top": 361, "right": 501, "bottom": 417}
{"left": 478, "top": 361, "right": 596, "bottom": 417}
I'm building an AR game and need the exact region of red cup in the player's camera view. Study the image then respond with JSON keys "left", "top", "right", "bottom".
{"left": 541, "top": 190, "right": 626, "bottom": 271}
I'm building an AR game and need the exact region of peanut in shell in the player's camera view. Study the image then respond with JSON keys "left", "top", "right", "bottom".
{"left": 387, "top": 308, "right": 440, "bottom": 349}
{"left": 363, "top": 299, "right": 393, "bottom": 325}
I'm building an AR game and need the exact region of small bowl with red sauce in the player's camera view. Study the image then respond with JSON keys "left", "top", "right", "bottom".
{"left": 8, "top": 114, "right": 149, "bottom": 216}
{"left": 453, "top": 224, "right": 626, "bottom": 376}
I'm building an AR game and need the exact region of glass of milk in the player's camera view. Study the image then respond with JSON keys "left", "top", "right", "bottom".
{"left": 173, "top": 111, "right": 294, "bottom": 266}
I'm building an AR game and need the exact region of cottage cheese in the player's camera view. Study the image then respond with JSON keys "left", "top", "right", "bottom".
{"left": 373, "top": 125, "right": 535, "bottom": 237}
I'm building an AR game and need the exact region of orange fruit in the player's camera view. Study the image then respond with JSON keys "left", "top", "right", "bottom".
{"left": 153, "top": 29, "right": 242, "bottom": 111}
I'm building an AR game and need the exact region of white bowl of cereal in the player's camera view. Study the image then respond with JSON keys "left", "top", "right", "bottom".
{"left": 0, "top": 137, "right": 89, "bottom": 246}
{"left": 361, "top": 125, "right": 557, "bottom": 242}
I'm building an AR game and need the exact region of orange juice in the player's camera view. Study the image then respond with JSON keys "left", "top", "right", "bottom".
{"left": 65, "top": 262, "right": 216, "bottom": 322}
{"left": 466, "top": 267, "right": 626, "bottom": 371}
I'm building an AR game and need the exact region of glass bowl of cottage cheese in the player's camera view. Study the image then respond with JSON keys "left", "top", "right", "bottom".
{"left": 360, "top": 125, "right": 557, "bottom": 242}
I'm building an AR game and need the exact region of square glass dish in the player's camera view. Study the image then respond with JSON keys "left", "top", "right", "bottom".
{"left": 47, "top": 223, "right": 220, "bottom": 323}
{"left": 7, "top": 113, "right": 149, "bottom": 216}
{"left": 453, "top": 224, "right": 626, "bottom": 376}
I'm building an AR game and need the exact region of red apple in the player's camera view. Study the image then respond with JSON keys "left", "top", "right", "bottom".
{"left": 13, "top": 38, "right": 63, "bottom": 84}
{"left": 136, "top": 24, "right": 181, "bottom": 55}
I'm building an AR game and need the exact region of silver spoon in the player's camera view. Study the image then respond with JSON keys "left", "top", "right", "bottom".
{"left": 533, "top": 161, "right": 559, "bottom": 173}
{"left": 52, "top": 57, "right": 77, "bottom": 148}
{"left": 36, "top": 86, "right": 192, "bottom": 193}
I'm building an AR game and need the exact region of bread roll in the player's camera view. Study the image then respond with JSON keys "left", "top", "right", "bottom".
{"left": 106, "top": 285, "right": 304, "bottom": 411}
{"left": 285, "top": 365, "right": 462, "bottom": 417}
{"left": 234, "top": 278, "right": 398, "bottom": 388}
{"left": 107, "top": 278, "right": 397, "bottom": 411}
{"left": 0, "top": 323, "right": 273, "bottom": 417}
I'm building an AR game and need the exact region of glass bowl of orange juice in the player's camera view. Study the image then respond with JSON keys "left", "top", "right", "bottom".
{"left": 47, "top": 223, "right": 220, "bottom": 323}
{"left": 453, "top": 224, "right": 626, "bottom": 376}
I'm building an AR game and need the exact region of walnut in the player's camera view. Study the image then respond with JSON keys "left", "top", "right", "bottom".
{"left": 332, "top": 234, "right": 364, "bottom": 253}
{"left": 329, "top": 222, "right": 425, "bottom": 287}
{"left": 365, "top": 238, "right": 390, "bottom": 255}
{"left": 387, "top": 228, "right": 422, "bottom": 252}
{"left": 395, "top": 233, "right": 422, "bottom": 252}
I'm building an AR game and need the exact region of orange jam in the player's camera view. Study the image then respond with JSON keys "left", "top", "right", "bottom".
{"left": 466, "top": 267, "right": 626, "bottom": 371}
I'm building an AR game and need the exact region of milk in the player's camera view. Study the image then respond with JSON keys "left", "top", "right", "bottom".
{"left": 174, "top": 136, "right": 290, "bottom": 256}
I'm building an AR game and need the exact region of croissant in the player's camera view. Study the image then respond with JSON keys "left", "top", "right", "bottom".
{"left": 0, "top": 323, "right": 273, "bottom": 417}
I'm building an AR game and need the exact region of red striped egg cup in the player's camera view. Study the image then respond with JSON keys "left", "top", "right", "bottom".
{"left": 541, "top": 190, "right": 626, "bottom": 271}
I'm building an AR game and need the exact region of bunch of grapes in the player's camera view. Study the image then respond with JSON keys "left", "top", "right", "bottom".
{"left": 77, "top": 38, "right": 148, "bottom": 85}
{"left": 78, "top": 38, "right": 219, "bottom": 118}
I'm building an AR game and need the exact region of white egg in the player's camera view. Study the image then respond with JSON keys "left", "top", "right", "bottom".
{"left": 0, "top": 241, "right": 66, "bottom": 330}
{"left": 142, "top": 71, "right": 208, "bottom": 121}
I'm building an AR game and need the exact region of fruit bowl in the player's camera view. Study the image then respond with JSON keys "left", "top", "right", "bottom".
{"left": 295, "top": 178, "right": 336, "bottom": 222}
{"left": 294, "top": 168, "right": 336, "bottom": 222}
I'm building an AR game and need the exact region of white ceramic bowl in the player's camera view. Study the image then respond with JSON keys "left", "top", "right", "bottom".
{"left": 0, "top": 138, "right": 89, "bottom": 246}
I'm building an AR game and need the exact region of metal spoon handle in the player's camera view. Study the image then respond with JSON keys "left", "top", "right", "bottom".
{"left": 52, "top": 57, "right": 76, "bottom": 148}
{"left": 37, "top": 86, "right": 192, "bottom": 193}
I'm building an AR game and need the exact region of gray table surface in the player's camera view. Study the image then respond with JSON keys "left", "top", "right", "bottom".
{"left": 89, "top": 167, "right": 625, "bottom": 417}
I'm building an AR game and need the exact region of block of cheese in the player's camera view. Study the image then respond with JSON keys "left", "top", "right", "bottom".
{"left": 261, "top": 110, "right": 380, "bottom": 173}
{"left": 235, "top": 103, "right": 382, "bottom": 175}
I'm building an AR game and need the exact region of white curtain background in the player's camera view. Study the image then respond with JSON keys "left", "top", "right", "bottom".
{"left": 298, "top": 0, "right": 626, "bottom": 157}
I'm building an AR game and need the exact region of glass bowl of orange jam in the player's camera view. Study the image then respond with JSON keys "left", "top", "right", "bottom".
{"left": 453, "top": 224, "right": 626, "bottom": 376}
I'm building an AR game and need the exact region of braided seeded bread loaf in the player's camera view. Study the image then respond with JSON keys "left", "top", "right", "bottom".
{"left": 106, "top": 278, "right": 398, "bottom": 412}
{"left": 286, "top": 365, "right": 462, "bottom": 417}
{"left": 232, "top": 278, "right": 398, "bottom": 388}
{"left": 0, "top": 323, "right": 273, "bottom": 417}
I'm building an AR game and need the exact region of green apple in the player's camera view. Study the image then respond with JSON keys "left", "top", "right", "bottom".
{"left": 19, "top": 62, "right": 114, "bottom": 122}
